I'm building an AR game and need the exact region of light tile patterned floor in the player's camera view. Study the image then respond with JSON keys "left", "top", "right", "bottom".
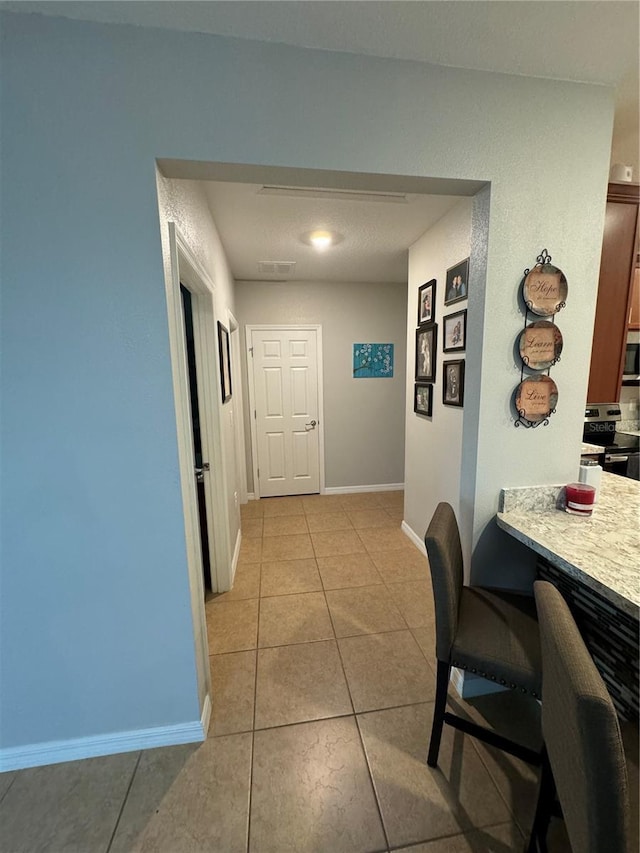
{"left": 1, "top": 491, "right": 588, "bottom": 852}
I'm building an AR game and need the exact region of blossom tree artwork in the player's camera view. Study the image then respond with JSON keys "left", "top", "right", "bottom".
{"left": 353, "top": 343, "right": 394, "bottom": 378}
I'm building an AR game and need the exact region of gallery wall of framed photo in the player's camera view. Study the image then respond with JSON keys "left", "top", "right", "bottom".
{"left": 414, "top": 256, "right": 469, "bottom": 417}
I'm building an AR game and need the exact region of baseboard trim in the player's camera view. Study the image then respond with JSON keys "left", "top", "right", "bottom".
{"left": 0, "top": 714, "right": 207, "bottom": 773}
{"left": 230, "top": 527, "right": 242, "bottom": 587}
{"left": 200, "top": 692, "right": 212, "bottom": 738}
{"left": 400, "top": 521, "right": 426, "bottom": 555}
{"left": 323, "top": 482, "right": 404, "bottom": 495}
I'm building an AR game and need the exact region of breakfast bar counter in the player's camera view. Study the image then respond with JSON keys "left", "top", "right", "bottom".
{"left": 497, "top": 472, "right": 639, "bottom": 617}
{"left": 497, "top": 472, "right": 639, "bottom": 718}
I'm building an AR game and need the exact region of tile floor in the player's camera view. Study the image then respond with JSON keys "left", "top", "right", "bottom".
{"left": 0, "top": 490, "right": 612, "bottom": 852}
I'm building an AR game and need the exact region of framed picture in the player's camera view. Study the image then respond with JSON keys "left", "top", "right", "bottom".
{"left": 415, "top": 323, "right": 437, "bottom": 382}
{"left": 443, "top": 309, "right": 467, "bottom": 353}
{"left": 353, "top": 343, "right": 394, "bottom": 378}
{"left": 414, "top": 382, "right": 433, "bottom": 417}
{"left": 217, "top": 321, "right": 232, "bottom": 403}
{"left": 443, "top": 359, "right": 465, "bottom": 407}
{"left": 444, "top": 258, "right": 469, "bottom": 305}
{"left": 417, "top": 279, "right": 436, "bottom": 326}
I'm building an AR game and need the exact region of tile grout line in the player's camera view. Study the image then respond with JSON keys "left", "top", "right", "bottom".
{"left": 104, "top": 750, "right": 142, "bottom": 853}
{"left": 353, "top": 709, "right": 392, "bottom": 852}
{"left": 323, "top": 569, "right": 392, "bottom": 851}
{"left": 466, "top": 727, "right": 531, "bottom": 835}
{"left": 385, "top": 820, "right": 520, "bottom": 851}
{"left": 0, "top": 774, "right": 17, "bottom": 808}
{"left": 218, "top": 698, "right": 437, "bottom": 739}
{"left": 245, "top": 544, "right": 264, "bottom": 853}
{"left": 322, "top": 585, "right": 355, "bottom": 717}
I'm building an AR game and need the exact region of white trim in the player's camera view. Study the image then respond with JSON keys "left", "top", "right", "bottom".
{"left": 228, "top": 311, "right": 248, "bottom": 505}
{"left": 200, "top": 692, "right": 212, "bottom": 738}
{"left": 0, "top": 713, "right": 208, "bottom": 772}
{"left": 316, "top": 330, "right": 326, "bottom": 496}
{"left": 231, "top": 528, "right": 242, "bottom": 586}
{"left": 324, "top": 482, "right": 405, "bottom": 496}
{"left": 401, "top": 519, "right": 425, "bottom": 554}
{"left": 246, "top": 324, "right": 325, "bottom": 499}
{"left": 164, "top": 224, "right": 211, "bottom": 724}
{"left": 246, "top": 493, "right": 256, "bottom": 502}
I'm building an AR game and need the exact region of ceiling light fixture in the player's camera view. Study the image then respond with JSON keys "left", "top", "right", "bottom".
{"left": 301, "top": 229, "right": 343, "bottom": 251}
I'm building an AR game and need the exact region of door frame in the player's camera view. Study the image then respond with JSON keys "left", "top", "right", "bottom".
{"left": 165, "top": 223, "right": 233, "bottom": 711}
{"left": 228, "top": 311, "right": 248, "bottom": 505}
{"left": 246, "top": 324, "right": 325, "bottom": 499}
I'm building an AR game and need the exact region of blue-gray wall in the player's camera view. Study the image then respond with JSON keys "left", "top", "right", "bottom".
{"left": 0, "top": 11, "right": 613, "bottom": 758}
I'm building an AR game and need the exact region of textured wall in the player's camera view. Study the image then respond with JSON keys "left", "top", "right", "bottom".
{"left": 235, "top": 280, "right": 407, "bottom": 490}
{"left": 405, "top": 200, "right": 471, "bottom": 544}
{"left": 0, "top": 10, "right": 613, "bottom": 756}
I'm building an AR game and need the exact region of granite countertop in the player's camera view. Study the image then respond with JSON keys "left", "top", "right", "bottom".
{"left": 581, "top": 441, "right": 603, "bottom": 454}
{"left": 497, "top": 473, "right": 640, "bottom": 618}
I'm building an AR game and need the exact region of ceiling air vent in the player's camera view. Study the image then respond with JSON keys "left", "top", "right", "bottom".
{"left": 258, "top": 185, "right": 408, "bottom": 204}
{"left": 258, "top": 261, "right": 297, "bottom": 276}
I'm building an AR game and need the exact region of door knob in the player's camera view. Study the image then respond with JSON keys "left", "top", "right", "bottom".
{"left": 305, "top": 419, "right": 317, "bottom": 430}
{"left": 194, "top": 462, "right": 210, "bottom": 482}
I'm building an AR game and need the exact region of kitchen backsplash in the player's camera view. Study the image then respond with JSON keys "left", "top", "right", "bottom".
{"left": 620, "top": 385, "right": 639, "bottom": 430}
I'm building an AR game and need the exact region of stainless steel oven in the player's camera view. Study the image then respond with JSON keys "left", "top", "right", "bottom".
{"left": 583, "top": 405, "right": 640, "bottom": 480}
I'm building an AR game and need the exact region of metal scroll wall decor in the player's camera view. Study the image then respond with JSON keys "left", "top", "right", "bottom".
{"left": 514, "top": 249, "right": 566, "bottom": 428}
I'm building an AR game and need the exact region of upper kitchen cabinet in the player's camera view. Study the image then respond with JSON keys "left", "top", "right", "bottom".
{"left": 628, "top": 265, "right": 640, "bottom": 330}
{"left": 587, "top": 182, "right": 640, "bottom": 403}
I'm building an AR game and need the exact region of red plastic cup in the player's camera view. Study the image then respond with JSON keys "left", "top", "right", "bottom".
{"left": 565, "top": 483, "right": 596, "bottom": 516}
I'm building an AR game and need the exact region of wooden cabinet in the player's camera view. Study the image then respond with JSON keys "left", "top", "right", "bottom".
{"left": 587, "top": 182, "right": 640, "bottom": 403}
{"left": 628, "top": 268, "right": 640, "bottom": 330}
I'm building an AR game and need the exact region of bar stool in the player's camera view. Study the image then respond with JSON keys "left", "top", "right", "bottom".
{"left": 527, "top": 581, "right": 632, "bottom": 853}
{"left": 424, "top": 502, "right": 542, "bottom": 767}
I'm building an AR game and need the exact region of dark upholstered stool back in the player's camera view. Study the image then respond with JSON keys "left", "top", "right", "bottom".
{"left": 424, "top": 501, "right": 542, "bottom": 770}
{"left": 534, "top": 581, "right": 631, "bottom": 853}
{"left": 424, "top": 501, "right": 464, "bottom": 662}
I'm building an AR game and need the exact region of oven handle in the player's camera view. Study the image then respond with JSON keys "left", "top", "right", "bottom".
{"left": 605, "top": 454, "right": 629, "bottom": 463}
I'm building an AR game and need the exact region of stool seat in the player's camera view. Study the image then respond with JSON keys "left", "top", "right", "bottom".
{"left": 453, "top": 588, "right": 541, "bottom": 698}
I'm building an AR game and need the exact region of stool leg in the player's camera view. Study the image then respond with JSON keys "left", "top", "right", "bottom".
{"left": 427, "top": 659, "right": 450, "bottom": 767}
{"left": 526, "top": 748, "right": 554, "bottom": 853}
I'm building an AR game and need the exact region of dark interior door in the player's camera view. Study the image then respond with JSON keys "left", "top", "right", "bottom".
{"left": 180, "top": 284, "right": 212, "bottom": 592}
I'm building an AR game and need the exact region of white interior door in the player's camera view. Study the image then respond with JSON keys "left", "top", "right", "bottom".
{"left": 250, "top": 327, "right": 321, "bottom": 497}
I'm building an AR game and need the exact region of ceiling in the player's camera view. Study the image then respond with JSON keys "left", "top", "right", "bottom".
{"left": 204, "top": 182, "right": 465, "bottom": 283}
{"left": 5, "top": 1, "right": 638, "bottom": 284}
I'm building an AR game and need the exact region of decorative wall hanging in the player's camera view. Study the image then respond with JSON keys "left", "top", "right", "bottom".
{"left": 514, "top": 249, "right": 564, "bottom": 427}
{"left": 518, "top": 320, "right": 563, "bottom": 370}
{"left": 443, "top": 309, "right": 467, "bottom": 353}
{"left": 217, "top": 321, "right": 232, "bottom": 403}
{"left": 522, "top": 250, "right": 568, "bottom": 316}
{"left": 418, "top": 279, "right": 436, "bottom": 325}
{"left": 445, "top": 258, "right": 469, "bottom": 305}
{"left": 443, "top": 359, "right": 465, "bottom": 407}
{"left": 415, "top": 324, "right": 437, "bottom": 382}
{"left": 515, "top": 375, "right": 558, "bottom": 424}
{"left": 414, "top": 382, "right": 433, "bottom": 416}
{"left": 353, "top": 343, "right": 394, "bottom": 378}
